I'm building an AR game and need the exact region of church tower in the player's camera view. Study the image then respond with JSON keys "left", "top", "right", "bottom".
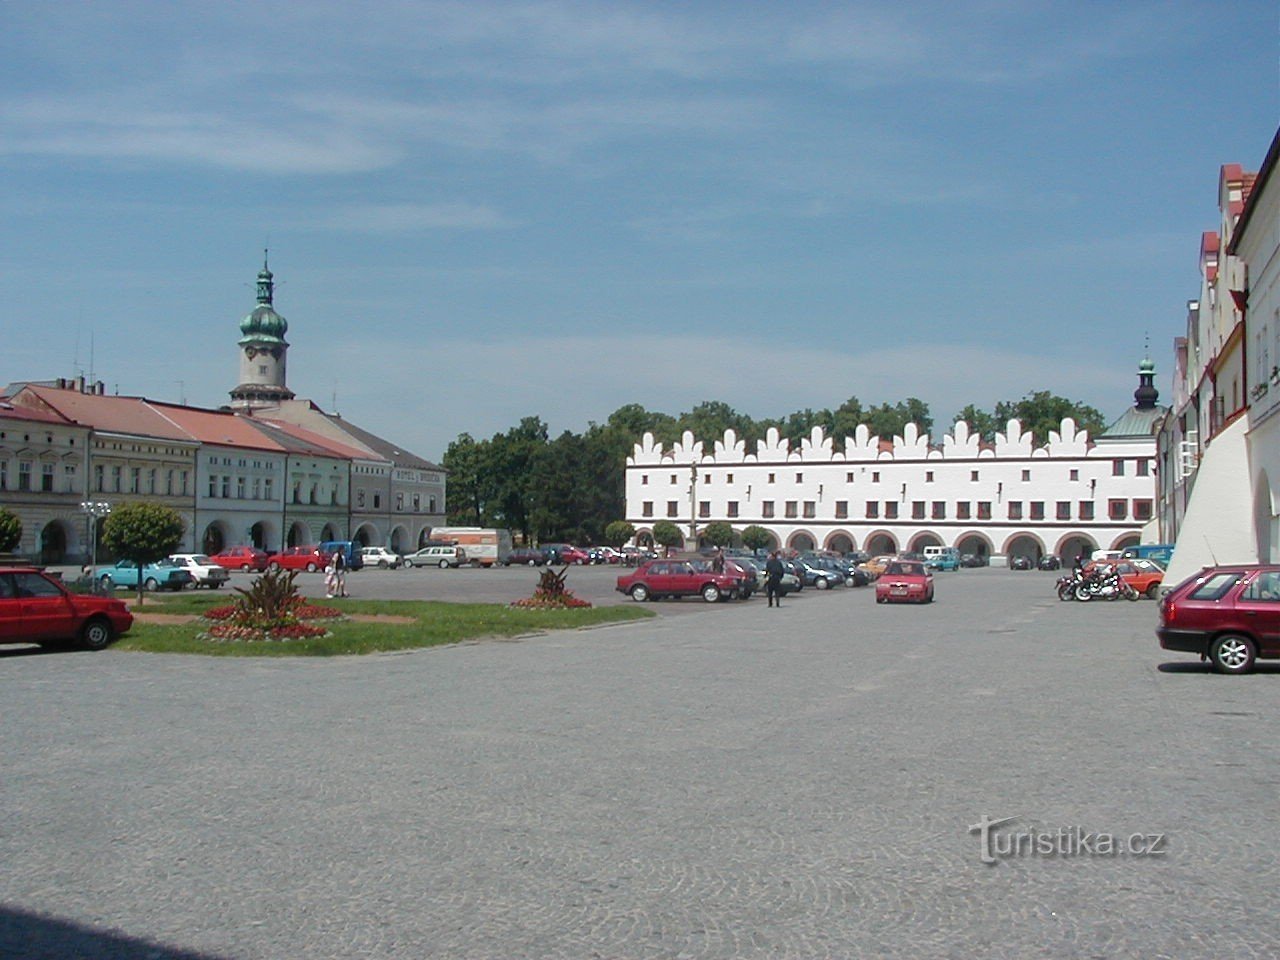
{"left": 229, "top": 251, "right": 295, "bottom": 411}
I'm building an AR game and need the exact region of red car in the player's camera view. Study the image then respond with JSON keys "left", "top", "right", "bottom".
{"left": 1158, "top": 565, "right": 1280, "bottom": 674}
{"left": 268, "top": 546, "right": 328, "bottom": 572}
{"left": 1085, "top": 559, "right": 1165, "bottom": 599}
{"left": 209, "top": 546, "right": 271, "bottom": 572}
{"left": 0, "top": 567, "right": 133, "bottom": 650}
{"left": 616, "top": 559, "right": 741, "bottom": 603}
{"left": 875, "top": 560, "right": 935, "bottom": 604}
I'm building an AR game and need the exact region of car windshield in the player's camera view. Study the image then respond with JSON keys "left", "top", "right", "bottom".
{"left": 887, "top": 562, "right": 924, "bottom": 576}
{"left": 191, "top": 556, "right": 211, "bottom": 564}
{"left": 1187, "top": 572, "right": 1242, "bottom": 601}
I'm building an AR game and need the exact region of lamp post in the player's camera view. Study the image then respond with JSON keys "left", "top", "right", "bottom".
{"left": 689, "top": 463, "right": 698, "bottom": 547}
{"left": 79, "top": 500, "right": 111, "bottom": 567}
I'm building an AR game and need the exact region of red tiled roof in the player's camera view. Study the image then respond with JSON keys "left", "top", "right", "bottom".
{"left": 0, "top": 400, "right": 73, "bottom": 426}
{"left": 251, "top": 417, "right": 373, "bottom": 460}
{"left": 145, "top": 401, "right": 284, "bottom": 451}
{"left": 12, "top": 386, "right": 193, "bottom": 441}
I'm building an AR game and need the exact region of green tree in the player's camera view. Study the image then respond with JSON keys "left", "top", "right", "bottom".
{"left": 952, "top": 404, "right": 1002, "bottom": 443}
{"left": 652, "top": 520, "right": 684, "bottom": 552}
{"left": 830, "top": 396, "right": 866, "bottom": 442}
{"left": 442, "top": 433, "right": 487, "bottom": 525}
{"left": 864, "top": 398, "right": 932, "bottom": 439}
{"left": 0, "top": 508, "right": 21, "bottom": 553}
{"left": 993, "top": 391, "right": 1107, "bottom": 444}
{"left": 702, "top": 521, "right": 734, "bottom": 548}
{"left": 604, "top": 520, "right": 636, "bottom": 549}
{"left": 100, "top": 502, "right": 185, "bottom": 604}
{"left": 677, "top": 401, "right": 758, "bottom": 448}
{"left": 741, "top": 525, "right": 772, "bottom": 552}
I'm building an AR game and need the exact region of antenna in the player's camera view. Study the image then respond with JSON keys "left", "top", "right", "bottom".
{"left": 1204, "top": 535, "right": 1219, "bottom": 566}
{"left": 175, "top": 380, "right": 186, "bottom": 405}
{"left": 331, "top": 380, "right": 338, "bottom": 413}
{"left": 89, "top": 331, "right": 96, "bottom": 388}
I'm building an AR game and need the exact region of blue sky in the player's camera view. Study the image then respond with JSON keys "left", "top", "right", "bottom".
{"left": 3, "top": 1, "right": 1278, "bottom": 461}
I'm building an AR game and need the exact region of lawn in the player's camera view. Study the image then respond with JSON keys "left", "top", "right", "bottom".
{"left": 112, "top": 593, "right": 654, "bottom": 657}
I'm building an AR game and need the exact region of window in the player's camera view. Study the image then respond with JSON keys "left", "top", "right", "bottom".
{"left": 357, "top": 489, "right": 366, "bottom": 508}
{"left": 666, "top": 501, "right": 679, "bottom": 517}
{"left": 726, "top": 473, "right": 733, "bottom": 484}
{"left": 885, "top": 502, "right": 899, "bottom": 520}
{"left": 977, "top": 501, "right": 992, "bottom": 520}
{"left": 236, "top": 477, "right": 246, "bottom": 499}
{"left": 413, "top": 494, "right": 421, "bottom": 511}
{"left": 768, "top": 473, "right": 775, "bottom": 483}
{"left": 1070, "top": 469, "right": 1079, "bottom": 481}
{"left": 293, "top": 483, "right": 302, "bottom": 504}
{"left": 95, "top": 464, "right": 104, "bottom": 492}
{"left": 970, "top": 470, "right": 979, "bottom": 482}
{"left": 762, "top": 501, "right": 775, "bottom": 518}
{"left": 932, "top": 501, "right": 946, "bottom": 520}
{"left": 42, "top": 463, "right": 54, "bottom": 492}
{"left": 373, "top": 493, "right": 381, "bottom": 509}
{"left": 183, "top": 471, "right": 191, "bottom": 495}
{"left": 1008, "top": 501, "right": 1023, "bottom": 520}
{"left": 1108, "top": 499, "right": 1128, "bottom": 520}
{"left": 703, "top": 474, "right": 711, "bottom": 484}
{"left": 795, "top": 473, "right": 803, "bottom": 483}
{"left": 785, "top": 501, "right": 798, "bottom": 519}
{"left": 846, "top": 472, "right": 855, "bottom": 483}
{"left": 147, "top": 468, "right": 156, "bottom": 494}
{"left": 221, "top": 476, "right": 230, "bottom": 498}
{"left": 209, "top": 476, "right": 218, "bottom": 498}
{"left": 166, "top": 470, "right": 175, "bottom": 495}
{"left": 835, "top": 501, "right": 848, "bottom": 519}
{"left": 396, "top": 493, "right": 405, "bottom": 511}
{"left": 912, "top": 501, "right": 926, "bottom": 520}
{"left": 727, "top": 501, "right": 739, "bottom": 518}
{"left": 1113, "top": 459, "right": 1125, "bottom": 476}
{"left": 865, "top": 501, "right": 879, "bottom": 519}
{"left": 64, "top": 464, "right": 76, "bottom": 492}
{"left": 130, "top": 467, "right": 140, "bottom": 493}
{"left": 1056, "top": 501, "right": 1071, "bottom": 520}
{"left": 18, "top": 461, "right": 32, "bottom": 491}
{"left": 925, "top": 471, "right": 934, "bottom": 483}
{"left": 258, "top": 365, "right": 268, "bottom": 375}
{"left": 1243, "top": 571, "right": 1280, "bottom": 602}
{"left": 957, "top": 502, "right": 971, "bottom": 520}
{"left": 1079, "top": 501, "right": 1094, "bottom": 520}
{"left": 641, "top": 475, "right": 648, "bottom": 485}
{"left": 261, "top": 476, "right": 269, "bottom": 500}
{"left": 428, "top": 495, "right": 437, "bottom": 513}
{"left": 670, "top": 474, "right": 677, "bottom": 485}
{"left": 252, "top": 477, "right": 261, "bottom": 500}
{"left": 1137, "top": 460, "right": 1149, "bottom": 477}
{"left": 1188, "top": 573, "right": 1241, "bottom": 601}
{"left": 803, "top": 501, "right": 816, "bottom": 519}
{"left": 1021, "top": 469, "right": 1031, "bottom": 482}
{"left": 642, "top": 501, "right": 653, "bottom": 517}
{"left": 872, "top": 472, "right": 880, "bottom": 483}
{"left": 112, "top": 466, "right": 122, "bottom": 492}
{"left": 1030, "top": 502, "right": 1044, "bottom": 520}
{"left": 1134, "top": 499, "right": 1153, "bottom": 521}
{"left": 699, "top": 501, "right": 710, "bottom": 518}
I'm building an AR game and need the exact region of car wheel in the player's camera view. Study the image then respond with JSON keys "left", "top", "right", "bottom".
{"left": 378, "top": 560, "right": 388, "bottom": 569}
{"left": 630, "top": 584, "right": 650, "bottom": 602}
{"left": 79, "top": 617, "right": 114, "bottom": 651}
{"left": 701, "top": 584, "right": 721, "bottom": 603}
{"left": 99, "top": 574, "right": 114, "bottom": 590}
{"left": 241, "top": 563, "right": 251, "bottom": 571}
{"left": 1210, "top": 634, "right": 1256, "bottom": 675}
{"left": 1146, "top": 583, "right": 1160, "bottom": 600}
{"left": 876, "top": 594, "right": 886, "bottom": 603}
{"left": 211, "top": 582, "right": 223, "bottom": 589}
{"left": 528, "top": 559, "right": 537, "bottom": 566}
{"left": 815, "top": 577, "right": 830, "bottom": 590}
{"left": 439, "top": 560, "right": 449, "bottom": 569}
{"left": 403, "top": 560, "right": 414, "bottom": 568}
{"left": 143, "top": 577, "right": 159, "bottom": 592}
{"left": 306, "top": 562, "right": 317, "bottom": 573}
{"left": 268, "top": 561, "right": 280, "bottom": 571}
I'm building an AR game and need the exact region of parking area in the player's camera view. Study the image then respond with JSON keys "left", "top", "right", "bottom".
{"left": 5, "top": 567, "right": 1280, "bottom": 958}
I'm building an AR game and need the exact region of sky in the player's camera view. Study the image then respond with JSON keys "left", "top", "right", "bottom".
{"left": 2, "top": 1, "right": 1278, "bottom": 462}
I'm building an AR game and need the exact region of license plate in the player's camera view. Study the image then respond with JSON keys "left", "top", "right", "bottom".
{"left": 891, "top": 587, "right": 907, "bottom": 595}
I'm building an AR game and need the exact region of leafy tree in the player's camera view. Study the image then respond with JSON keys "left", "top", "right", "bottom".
{"left": 677, "top": 401, "right": 757, "bottom": 448}
{"left": 652, "top": 520, "right": 684, "bottom": 552}
{"left": 864, "top": 398, "right": 932, "bottom": 439}
{"left": 0, "top": 508, "right": 21, "bottom": 553}
{"left": 830, "top": 396, "right": 866, "bottom": 442}
{"left": 443, "top": 433, "right": 486, "bottom": 525}
{"left": 993, "top": 391, "right": 1107, "bottom": 444}
{"left": 702, "top": 521, "right": 734, "bottom": 548}
{"left": 100, "top": 502, "right": 185, "bottom": 604}
{"left": 604, "top": 520, "right": 636, "bottom": 549}
{"left": 741, "top": 525, "right": 772, "bottom": 552}
{"left": 952, "top": 404, "right": 1002, "bottom": 443}
{"left": 778, "top": 407, "right": 834, "bottom": 447}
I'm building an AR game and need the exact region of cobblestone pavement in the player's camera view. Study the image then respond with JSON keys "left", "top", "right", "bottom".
{"left": 4, "top": 570, "right": 1280, "bottom": 958}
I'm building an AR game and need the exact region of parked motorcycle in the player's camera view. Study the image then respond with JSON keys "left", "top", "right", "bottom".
{"left": 1073, "top": 569, "right": 1139, "bottom": 602}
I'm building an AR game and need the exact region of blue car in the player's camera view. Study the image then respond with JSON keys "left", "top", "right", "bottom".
{"left": 96, "top": 559, "right": 193, "bottom": 592}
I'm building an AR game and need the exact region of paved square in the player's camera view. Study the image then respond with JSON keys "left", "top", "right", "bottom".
{"left": 3, "top": 569, "right": 1278, "bottom": 958}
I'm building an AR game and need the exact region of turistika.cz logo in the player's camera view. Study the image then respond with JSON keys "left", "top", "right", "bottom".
{"left": 969, "top": 815, "right": 1167, "bottom": 865}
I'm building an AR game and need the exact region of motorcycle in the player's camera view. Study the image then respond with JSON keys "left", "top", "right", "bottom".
{"left": 1073, "top": 569, "right": 1139, "bottom": 602}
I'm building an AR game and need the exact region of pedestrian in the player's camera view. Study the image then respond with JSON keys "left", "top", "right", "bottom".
{"left": 333, "top": 549, "right": 348, "bottom": 597}
{"left": 324, "top": 557, "right": 337, "bottom": 598}
{"left": 712, "top": 548, "right": 725, "bottom": 573}
{"left": 765, "top": 550, "right": 785, "bottom": 608}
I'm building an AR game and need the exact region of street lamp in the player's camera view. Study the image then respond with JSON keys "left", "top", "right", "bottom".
{"left": 79, "top": 500, "right": 111, "bottom": 567}
{"left": 689, "top": 463, "right": 698, "bottom": 546}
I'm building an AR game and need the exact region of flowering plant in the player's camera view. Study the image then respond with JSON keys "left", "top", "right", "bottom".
{"left": 510, "top": 565, "right": 592, "bottom": 609}
{"left": 198, "top": 569, "right": 346, "bottom": 642}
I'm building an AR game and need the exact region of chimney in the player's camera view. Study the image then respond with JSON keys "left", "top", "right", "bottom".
{"left": 57, "top": 378, "right": 66, "bottom": 389}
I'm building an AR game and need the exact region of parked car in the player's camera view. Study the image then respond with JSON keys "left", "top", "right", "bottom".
{"left": 96, "top": 558, "right": 193, "bottom": 592}
{"left": 960, "top": 553, "right": 988, "bottom": 568}
{"left": 588, "top": 546, "right": 623, "bottom": 565}
{"left": 1009, "top": 555, "right": 1033, "bottom": 571}
{"left": 402, "top": 545, "right": 467, "bottom": 568}
{"left": 796, "top": 557, "right": 845, "bottom": 590}
{"left": 268, "top": 546, "right": 328, "bottom": 572}
{"left": 1158, "top": 565, "right": 1280, "bottom": 673}
{"left": 1088, "top": 558, "right": 1164, "bottom": 599}
{"left": 875, "top": 560, "right": 935, "bottom": 604}
{"left": 317, "top": 540, "right": 364, "bottom": 571}
{"left": 361, "top": 546, "right": 402, "bottom": 569}
{"left": 543, "top": 544, "right": 590, "bottom": 565}
{"left": 860, "top": 556, "right": 894, "bottom": 579}
{"left": 616, "top": 559, "right": 742, "bottom": 603}
{"left": 166, "top": 554, "right": 230, "bottom": 589}
{"left": 209, "top": 546, "right": 270, "bottom": 572}
{"left": 690, "top": 557, "right": 755, "bottom": 599}
{"left": 0, "top": 567, "right": 133, "bottom": 650}
{"left": 504, "top": 547, "right": 547, "bottom": 567}
{"left": 1037, "top": 555, "right": 1062, "bottom": 571}
{"left": 924, "top": 547, "right": 961, "bottom": 572}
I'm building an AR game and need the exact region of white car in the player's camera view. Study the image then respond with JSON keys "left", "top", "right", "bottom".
{"left": 167, "top": 553, "right": 231, "bottom": 589}
{"left": 361, "top": 546, "right": 402, "bottom": 569}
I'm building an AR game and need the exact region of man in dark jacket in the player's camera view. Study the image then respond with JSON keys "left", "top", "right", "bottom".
{"left": 765, "top": 551, "right": 785, "bottom": 608}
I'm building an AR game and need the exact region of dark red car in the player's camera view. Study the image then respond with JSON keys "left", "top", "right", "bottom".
{"left": 0, "top": 567, "right": 133, "bottom": 650}
{"left": 1158, "top": 565, "right": 1280, "bottom": 674}
{"left": 616, "top": 559, "right": 741, "bottom": 603}
{"left": 267, "top": 546, "right": 328, "bottom": 572}
{"left": 875, "top": 560, "right": 935, "bottom": 604}
{"left": 209, "top": 546, "right": 271, "bottom": 572}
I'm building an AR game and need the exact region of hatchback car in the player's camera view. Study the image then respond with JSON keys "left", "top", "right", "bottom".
{"left": 209, "top": 546, "right": 271, "bottom": 572}
{"left": 616, "top": 559, "right": 741, "bottom": 603}
{"left": 361, "top": 546, "right": 402, "bottom": 569}
{"left": 1158, "top": 565, "right": 1280, "bottom": 674}
{"left": 504, "top": 547, "right": 547, "bottom": 567}
{"left": 0, "top": 567, "right": 133, "bottom": 649}
{"left": 875, "top": 560, "right": 935, "bottom": 604}
{"left": 96, "top": 558, "right": 193, "bottom": 592}
{"left": 267, "top": 546, "right": 328, "bottom": 572}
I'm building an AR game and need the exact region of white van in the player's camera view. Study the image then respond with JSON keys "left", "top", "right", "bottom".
{"left": 402, "top": 544, "right": 467, "bottom": 568}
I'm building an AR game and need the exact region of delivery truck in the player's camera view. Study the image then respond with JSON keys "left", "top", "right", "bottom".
{"left": 428, "top": 527, "right": 512, "bottom": 567}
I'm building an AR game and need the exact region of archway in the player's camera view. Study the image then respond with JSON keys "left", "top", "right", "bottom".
{"left": 1004, "top": 534, "right": 1044, "bottom": 563}
{"left": 1110, "top": 533, "right": 1140, "bottom": 551}
{"left": 320, "top": 523, "right": 337, "bottom": 543}
{"left": 825, "top": 532, "right": 856, "bottom": 554}
{"left": 389, "top": 525, "right": 410, "bottom": 553}
{"left": 956, "top": 533, "right": 993, "bottom": 560}
{"left": 202, "top": 522, "right": 227, "bottom": 556}
{"left": 909, "top": 531, "right": 943, "bottom": 553}
{"left": 636, "top": 529, "right": 655, "bottom": 549}
{"left": 788, "top": 531, "right": 816, "bottom": 552}
{"left": 249, "top": 521, "right": 273, "bottom": 552}
{"left": 1056, "top": 534, "right": 1097, "bottom": 566}
{"left": 353, "top": 524, "right": 377, "bottom": 547}
{"left": 864, "top": 532, "right": 897, "bottom": 556}
{"left": 39, "top": 521, "right": 68, "bottom": 565}
{"left": 286, "top": 520, "right": 311, "bottom": 548}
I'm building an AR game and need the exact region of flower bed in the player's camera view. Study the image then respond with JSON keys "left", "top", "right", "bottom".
{"left": 200, "top": 621, "right": 332, "bottom": 643}
{"left": 198, "top": 570, "right": 346, "bottom": 642}
{"left": 510, "top": 566, "right": 593, "bottom": 609}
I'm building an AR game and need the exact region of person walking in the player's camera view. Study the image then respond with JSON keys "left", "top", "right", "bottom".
{"left": 324, "top": 556, "right": 337, "bottom": 598}
{"left": 712, "top": 548, "right": 725, "bottom": 574}
{"left": 765, "top": 550, "right": 785, "bottom": 608}
{"left": 333, "top": 549, "right": 348, "bottom": 598}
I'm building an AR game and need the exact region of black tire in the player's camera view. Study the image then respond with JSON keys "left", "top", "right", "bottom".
{"left": 1074, "top": 584, "right": 1092, "bottom": 602}
{"left": 876, "top": 594, "right": 886, "bottom": 603}
{"left": 144, "top": 577, "right": 159, "bottom": 592}
{"left": 1146, "top": 583, "right": 1160, "bottom": 600}
{"left": 269, "top": 561, "right": 281, "bottom": 571}
{"left": 99, "top": 574, "right": 114, "bottom": 590}
{"left": 211, "top": 582, "right": 223, "bottom": 589}
{"left": 79, "top": 617, "right": 114, "bottom": 651}
{"left": 241, "top": 563, "right": 251, "bottom": 571}
{"left": 528, "top": 559, "right": 537, "bottom": 566}
{"left": 378, "top": 560, "right": 388, "bottom": 569}
{"left": 403, "top": 560, "right": 414, "bottom": 569}
{"left": 815, "top": 577, "right": 830, "bottom": 590}
{"left": 630, "top": 584, "right": 650, "bottom": 602}
{"left": 439, "top": 560, "right": 449, "bottom": 569}
{"left": 1210, "top": 634, "right": 1256, "bottom": 675}
{"left": 1058, "top": 584, "right": 1075, "bottom": 601}
{"left": 306, "top": 562, "right": 318, "bottom": 573}
{"left": 701, "top": 584, "right": 721, "bottom": 603}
